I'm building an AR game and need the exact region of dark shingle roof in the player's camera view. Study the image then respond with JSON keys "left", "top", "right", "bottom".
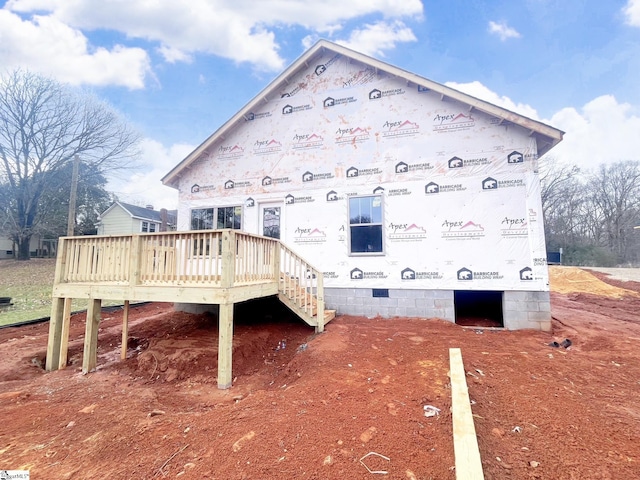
{"left": 116, "top": 202, "right": 177, "bottom": 224}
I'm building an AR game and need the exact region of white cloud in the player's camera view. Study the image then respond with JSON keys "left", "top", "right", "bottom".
{"left": 107, "top": 139, "right": 195, "bottom": 210}
{"left": 157, "top": 45, "right": 192, "bottom": 64}
{"left": 5, "top": 0, "right": 424, "bottom": 75}
{"left": 0, "top": 10, "right": 150, "bottom": 89}
{"left": 445, "top": 80, "right": 540, "bottom": 119}
{"left": 623, "top": 0, "right": 640, "bottom": 26}
{"left": 548, "top": 95, "right": 640, "bottom": 171}
{"left": 488, "top": 20, "right": 521, "bottom": 41}
{"left": 336, "top": 20, "right": 418, "bottom": 57}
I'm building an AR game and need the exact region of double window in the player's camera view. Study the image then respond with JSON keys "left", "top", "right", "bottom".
{"left": 349, "top": 195, "right": 383, "bottom": 254}
{"left": 190, "top": 206, "right": 242, "bottom": 230}
{"left": 141, "top": 221, "right": 157, "bottom": 233}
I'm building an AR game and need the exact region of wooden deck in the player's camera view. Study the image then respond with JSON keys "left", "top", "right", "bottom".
{"left": 45, "top": 229, "right": 335, "bottom": 388}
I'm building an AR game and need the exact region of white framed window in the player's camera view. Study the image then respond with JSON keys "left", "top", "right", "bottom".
{"left": 348, "top": 195, "right": 384, "bottom": 255}
{"left": 141, "top": 221, "right": 158, "bottom": 232}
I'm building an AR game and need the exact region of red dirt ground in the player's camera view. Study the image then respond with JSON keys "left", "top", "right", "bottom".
{"left": 1, "top": 275, "right": 640, "bottom": 479}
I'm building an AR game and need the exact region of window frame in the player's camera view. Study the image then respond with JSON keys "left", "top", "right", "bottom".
{"left": 190, "top": 207, "right": 215, "bottom": 230}
{"left": 348, "top": 194, "right": 385, "bottom": 256}
{"left": 216, "top": 205, "right": 243, "bottom": 230}
{"left": 190, "top": 206, "right": 243, "bottom": 231}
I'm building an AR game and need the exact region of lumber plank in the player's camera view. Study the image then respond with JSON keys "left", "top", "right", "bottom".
{"left": 449, "top": 347, "right": 485, "bottom": 480}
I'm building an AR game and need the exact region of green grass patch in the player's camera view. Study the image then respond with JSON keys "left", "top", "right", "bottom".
{"left": 0, "top": 259, "right": 121, "bottom": 327}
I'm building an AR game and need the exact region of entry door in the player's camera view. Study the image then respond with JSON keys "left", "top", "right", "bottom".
{"left": 260, "top": 202, "right": 283, "bottom": 239}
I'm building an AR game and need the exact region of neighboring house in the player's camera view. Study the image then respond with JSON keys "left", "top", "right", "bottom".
{"left": 161, "top": 40, "right": 564, "bottom": 331}
{"left": 96, "top": 202, "right": 176, "bottom": 235}
{"left": 0, "top": 234, "right": 56, "bottom": 259}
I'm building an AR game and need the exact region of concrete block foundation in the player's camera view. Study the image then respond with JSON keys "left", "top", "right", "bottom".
{"left": 325, "top": 288, "right": 552, "bottom": 331}
{"left": 176, "top": 289, "right": 553, "bottom": 332}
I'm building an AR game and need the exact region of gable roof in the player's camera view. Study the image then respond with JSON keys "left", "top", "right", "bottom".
{"left": 100, "top": 201, "right": 176, "bottom": 223}
{"left": 162, "top": 39, "right": 564, "bottom": 188}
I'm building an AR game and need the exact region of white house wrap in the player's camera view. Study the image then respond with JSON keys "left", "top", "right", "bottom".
{"left": 163, "top": 40, "right": 563, "bottom": 330}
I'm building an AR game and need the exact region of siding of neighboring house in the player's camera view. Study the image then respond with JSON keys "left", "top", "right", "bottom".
{"left": 0, "top": 237, "right": 17, "bottom": 259}
{"left": 97, "top": 202, "right": 175, "bottom": 235}
{"left": 97, "top": 205, "right": 139, "bottom": 235}
{"left": 0, "top": 235, "right": 52, "bottom": 259}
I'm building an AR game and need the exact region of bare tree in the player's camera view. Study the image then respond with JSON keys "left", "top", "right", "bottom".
{"left": 589, "top": 161, "right": 640, "bottom": 263}
{"left": 0, "top": 70, "right": 140, "bottom": 259}
{"left": 539, "top": 156, "right": 580, "bottom": 219}
{"left": 541, "top": 158, "right": 640, "bottom": 266}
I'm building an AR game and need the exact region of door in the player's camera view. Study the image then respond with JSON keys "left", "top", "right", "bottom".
{"left": 260, "top": 202, "right": 283, "bottom": 239}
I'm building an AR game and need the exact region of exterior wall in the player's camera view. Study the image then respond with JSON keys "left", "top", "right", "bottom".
{"left": 502, "top": 290, "right": 551, "bottom": 331}
{"left": 0, "top": 235, "right": 46, "bottom": 259}
{"left": 0, "top": 238, "right": 14, "bottom": 259}
{"left": 98, "top": 206, "right": 138, "bottom": 235}
{"left": 172, "top": 52, "right": 551, "bottom": 330}
{"left": 325, "top": 288, "right": 455, "bottom": 321}
{"left": 325, "top": 288, "right": 551, "bottom": 330}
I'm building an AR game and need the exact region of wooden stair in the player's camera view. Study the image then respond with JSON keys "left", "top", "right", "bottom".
{"left": 278, "top": 276, "right": 336, "bottom": 332}
{"left": 277, "top": 243, "right": 336, "bottom": 332}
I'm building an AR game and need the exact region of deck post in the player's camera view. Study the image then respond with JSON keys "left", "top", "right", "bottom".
{"left": 315, "top": 273, "right": 325, "bottom": 333}
{"left": 45, "top": 297, "right": 66, "bottom": 371}
{"left": 82, "top": 298, "right": 102, "bottom": 374}
{"left": 46, "top": 237, "right": 69, "bottom": 371}
{"left": 220, "top": 230, "right": 236, "bottom": 288}
{"left": 121, "top": 300, "right": 130, "bottom": 360}
{"left": 58, "top": 298, "right": 73, "bottom": 369}
{"left": 217, "top": 302, "right": 234, "bottom": 389}
{"left": 129, "top": 235, "right": 142, "bottom": 286}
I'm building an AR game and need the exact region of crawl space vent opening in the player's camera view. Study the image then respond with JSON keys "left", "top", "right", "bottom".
{"left": 454, "top": 290, "right": 504, "bottom": 328}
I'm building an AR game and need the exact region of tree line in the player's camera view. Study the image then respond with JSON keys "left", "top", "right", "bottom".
{"left": 541, "top": 159, "right": 640, "bottom": 266}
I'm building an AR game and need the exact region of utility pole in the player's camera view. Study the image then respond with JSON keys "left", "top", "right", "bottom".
{"left": 67, "top": 155, "right": 80, "bottom": 236}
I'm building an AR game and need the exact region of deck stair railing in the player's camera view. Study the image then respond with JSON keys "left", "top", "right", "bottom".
{"left": 277, "top": 243, "right": 336, "bottom": 330}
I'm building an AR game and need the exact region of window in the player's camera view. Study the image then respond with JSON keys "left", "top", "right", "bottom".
{"left": 191, "top": 208, "right": 215, "bottom": 230}
{"left": 191, "top": 207, "right": 241, "bottom": 230}
{"left": 149, "top": 223, "right": 157, "bottom": 233}
{"left": 141, "top": 221, "right": 149, "bottom": 232}
{"left": 217, "top": 206, "right": 242, "bottom": 229}
{"left": 349, "top": 195, "right": 383, "bottom": 254}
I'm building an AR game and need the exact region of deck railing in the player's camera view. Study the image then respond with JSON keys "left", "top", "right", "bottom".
{"left": 279, "top": 243, "right": 324, "bottom": 320}
{"left": 57, "top": 230, "right": 281, "bottom": 287}
{"left": 54, "top": 229, "right": 328, "bottom": 329}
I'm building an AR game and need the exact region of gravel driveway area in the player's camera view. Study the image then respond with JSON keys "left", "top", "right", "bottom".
{"left": 585, "top": 267, "right": 640, "bottom": 282}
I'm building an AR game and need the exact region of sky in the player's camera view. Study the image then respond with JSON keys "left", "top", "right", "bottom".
{"left": 1, "top": 0, "right": 639, "bottom": 210}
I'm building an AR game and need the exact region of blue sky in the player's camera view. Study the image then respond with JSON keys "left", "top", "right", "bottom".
{"left": 1, "top": 0, "right": 639, "bottom": 209}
